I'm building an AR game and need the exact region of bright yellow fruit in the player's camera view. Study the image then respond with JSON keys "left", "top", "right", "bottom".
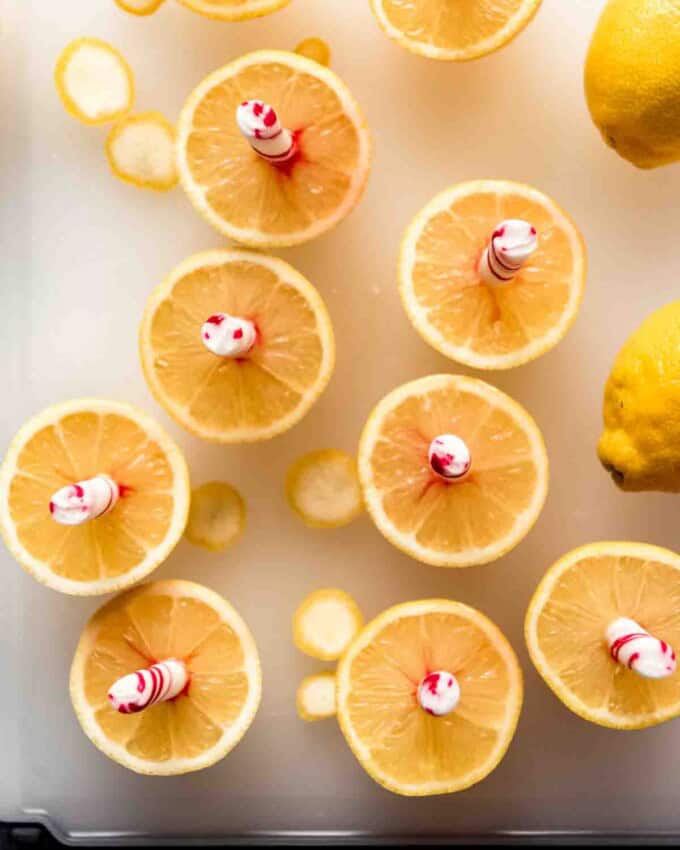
{"left": 294, "top": 37, "right": 331, "bottom": 67}
{"left": 115, "top": 0, "right": 165, "bottom": 15}
{"left": 55, "top": 38, "right": 134, "bottom": 126}
{"left": 0, "top": 399, "right": 189, "bottom": 596}
{"left": 293, "top": 589, "right": 363, "bottom": 661}
{"left": 185, "top": 482, "right": 245, "bottom": 552}
{"left": 296, "top": 672, "right": 337, "bottom": 721}
{"left": 525, "top": 542, "right": 680, "bottom": 730}
{"left": 598, "top": 301, "right": 680, "bottom": 492}
{"left": 70, "top": 579, "right": 262, "bottom": 774}
{"left": 139, "top": 250, "right": 335, "bottom": 444}
{"left": 370, "top": 0, "right": 543, "bottom": 61}
{"left": 176, "top": 50, "right": 371, "bottom": 248}
{"left": 585, "top": 0, "right": 680, "bottom": 169}
{"left": 106, "top": 112, "right": 178, "bottom": 192}
{"left": 286, "top": 449, "right": 363, "bottom": 528}
{"left": 336, "top": 600, "right": 523, "bottom": 796}
{"left": 176, "top": 0, "right": 291, "bottom": 21}
{"left": 358, "top": 375, "right": 548, "bottom": 567}
{"left": 400, "top": 180, "right": 586, "bottom": 370}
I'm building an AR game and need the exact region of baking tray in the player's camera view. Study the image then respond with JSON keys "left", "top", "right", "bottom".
{"left": 4, "top": 0, "right": 680, "bottom": 844}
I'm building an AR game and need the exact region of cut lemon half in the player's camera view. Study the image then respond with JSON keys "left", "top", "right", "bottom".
{"left": 525, "top": 542, "right": 680, "bottom": 730}
{"left": 115, "top": 0, "right": 165, "bottom": 14}
{"left": 55, "top": 38, "right": 134, "bottom": 126}
{"left": 185, "top": 482, "right": 245, "bottom": 552}
{"left": 177, "top": 0, "right": 291, "bottom": 20}
{"left": 139, "top": 250, "right": 335, "bottom": 443}
{"left": 0, "top": 399, "right": 190, "bottom": 595}
{"left": 336, "top": 600, "right": 523, "bottom": 796}
{"left": 370, "top": 0, "right": 543, "bottom": 61}
{"left": 293, "top": 589, "right": 363, "bottom": 661}
{"left": 70, "top": 579, "right": 262, "bottom": 774}
{"left": 106, "top": 112, "right": 178, "bottom": 192}
{"left": 358, "top": 374, "right": 548, "bottom": 567}
{"left": 176, "top": 50, "right": 371, "bottom": 248}
{"left": 286, "top": 449, "right": 363, "bottom": 528}
{"left": 297, "top": 672, "right": 337, "bottom": 721}
{"left": 400, "top": 180, "right": 586, "bottom": 369}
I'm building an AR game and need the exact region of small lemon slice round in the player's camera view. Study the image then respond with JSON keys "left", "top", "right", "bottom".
{"left": 55, "top": 38, "right": 134, "bottom": 126}
{"left": 293, "top": 589, "right": 363, "bottom": 661}
{"left": 294, "top": 38, "right": 331, "bottom": 67}
{"left": 185, "top": 482, "right": 245, "bottom": 552}
{"left": 286, "top": 450, "right": 362, "bottom": 529}
{"left": 115, "top": 0, "right": 165, "bottom": 14}
{"left": 176, "top": 0, "right": 290, "bottom": 21}
{"left": 297, "top": 672, "right": 337, "bottom": 721}
{"left": 106, "top": 112, "right": 178, "bottom": 192}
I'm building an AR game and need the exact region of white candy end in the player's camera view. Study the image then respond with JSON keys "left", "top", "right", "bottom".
{"left": 479, "top": 219, "right": 538, "bottom": 285}
{"left": 49, "top": 475, "right": 119, "bottom": 526}
{"left": 108, "top": 659, "right": 188, "bottom": 714}
{"left": 202, "top": 314, "right": 256, "bottom": 358}
{"left": 417, "top": 671, "right": 460, "bottom": 717}
{"left": 428, "top": 435, "right": 471, "bottom": 481}
{"left": 236, "top": 100, "right": 296, "bottom": 163}
{"left": 607, "top": 617, "right": 677, "bottom": 680}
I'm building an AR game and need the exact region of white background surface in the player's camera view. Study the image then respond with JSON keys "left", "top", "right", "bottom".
{"left": 3, "top": 0, "right": 680, "bottom": 840}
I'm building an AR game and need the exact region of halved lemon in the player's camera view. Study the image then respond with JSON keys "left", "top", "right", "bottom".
{"left": 140, "top": 250, "right": 335, "bottom": 443}
{"left": 297, "top": 672, "right": 337, "bottom": 721}
{"left": 185, "top": 482, "right": 246, "bottom": 552}
{"left": 70, "top": 579, "right": 262, "bottom": 774}
{"left": 55, "top": 38, "right": 134, "bottom": 126}
{"left": 370, "top": 0, "right": 543, "bottom": 61}
{"left": 115, "top": 0, "right": 165, "bottom": 14}
{"left": 286, "top": 449, "right": 363, "bottom": 528}
{"left": 400, "top": 180, "right": 586, "bottom": 369}
{"left": 293, "top": 589, "right": 364, "bottom": 661}
{"left": 177, "top": 0, "right": 291, "bottom": 20}
{"left": 358, "top": 374, "right": 548, "bottom": 567}
{"left": 525, "top": 542, "right": 680, "bottom": 730}
{"left": 176, "top": 50, "right": 371, "bottom": 248}
{"left": 0, "top": 399, "right": 190, "bottom": 595}
{"left": 106, "top": 112, "right": 178, "bottom": 192}
{"left": 336, "top": 600, "right": 523, "bottom": 796}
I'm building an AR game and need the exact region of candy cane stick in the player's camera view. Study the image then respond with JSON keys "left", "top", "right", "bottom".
{"left": 49, "top": 475, "right": 119, "bottom": 526}
{"left": 607, "top": 617, "right": 677, "bottom": 679}
{"left": 202, "top": 313, "right": 257, "bottom": 358}
{"left": 428, "top": 435, "right": 471, "bottom": 482}
{"left": 417, "top": 671, "right": 460, "bottom": 717}
{"left": 236, "top": 100, "right": 297, "bottom": 165}
{"left": 108, "top": 659, "right": 188, "bottom": 714}
{"left": 479, "top": 219, "right": 538, "bottom": 285}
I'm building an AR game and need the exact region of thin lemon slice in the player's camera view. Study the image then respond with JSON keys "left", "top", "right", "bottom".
{"left": 0, "top": 399, "right": 190, "bottom": 595}
{"left": 370, "top": 0, "right": 543, "bottom": 61}
{"left": 176, "top": 50, "right": 371, "bottom": 248}
{"left": 525, "top": 542, "right": 680, "bottom": 730}
{"left": 336, "top": 600, "right": 523, "bottom": 796}
{"left": 185, "top": 482, "right": 245, "bottom": 552}
{"left": 70, "top": 579, "right": 262, "bottom": 774}
{"left": 293, "top": 589, "right": 363, "bottom": 661}
{"left": 358, "top": 374, "right": 548, "bottom": 567}
{"left": 55, "top": 38, "right": 134, "bottom": 126}
{"left": 106, "top": 112, "right": 178, "bottom": 192}
{"left": 139, "top": 250, "right": 335, "bottom": 443}
{"left": 115, "top": 0, "right": 165, "bottom": 14}
{"left": 297, "top": 672, "right": 337, "bottom": 721}
{"left": 400, "top": 180, "right": 586, "bottom": 369}
{"left": 286, "top": 449, "right": 362, "bottom": 528}
{"left": 177, "top": 0, "right": 291, "bottom": 20}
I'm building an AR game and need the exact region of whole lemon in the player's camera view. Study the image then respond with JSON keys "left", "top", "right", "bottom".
{"left": 599, "top": 301, "right": 680, "bottom": 491}
{"left": 584, "top": 0, "right": 680, "bottom": 169}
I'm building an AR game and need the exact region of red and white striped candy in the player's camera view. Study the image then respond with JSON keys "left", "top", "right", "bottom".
{"left": 607, "top": 618, "right": 676, "bottom": 679}
{"left": 202, "top": 313, "right": 256, "bottom": 358}
{"left": 479, "top": 219, "right": 538, "bottom": 284}
{"left": 417, "top": 671, "right": 460, "bottom": 717}
{"left": 108, "top": 659, "right": 188, "bottom": 714}
{"left": 49, "top": 475, "right": 119, "bottom": 526}
{"left": 236, "top": 100, "right": 297, "bottom": 164}
{"left": 428, "top": 435, "right": 471, "bottom": 482}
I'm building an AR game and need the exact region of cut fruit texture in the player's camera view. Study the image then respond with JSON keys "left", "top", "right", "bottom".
{"left": 185, "top": 482, "right": 245, "bottom": 552}
{"left": 370, "top": 0, "right": 543, "bottom": 61}
{"left": 286, "top": 449, "right": 363, "bottom": 528}
{"left": 293, "top": 589, "right": 363, "bottom": 661}
{"left": 294, "top": 38, "right": 331, "bottom": 67}
{"left": 55, "top": 38, "right": 134, "bottom": 126}
{"left": 176, "top": 0, "right": 291, "bottom": 20}
{"left": 399, "top": 180, "right": 586, "bottom": 369}
{"left": 525, "top": 542, "right": 680, "bottom": 730}
{"left": 70, "top": 580, "right": 262, "bottom": 774}
{"left": 358, "top": 374, "right": 548, "bottom": 567}
{"left": 139, "top": 250, "right": 335, "bottom": 443}
{"left": 0, "top": 399, "right": 189, "bottom": 595}
{"left": 336, "top": 600, "right": 523, "bottom": 796}
{"left": 115, "top": 0, "right": 165, "bottom": 14}
{"left": 106, "top": 112, "right": 178, "bottom": 192}
{"left": 297, "top": 672, "right": 337, "bottom": 721}
{"left": 176, "top": 50, "right": 371, "bottom": 247}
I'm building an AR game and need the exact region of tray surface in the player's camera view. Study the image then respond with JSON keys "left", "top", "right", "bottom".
{"left": 3, "top": 0, "right": 680, "bottom": 841}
